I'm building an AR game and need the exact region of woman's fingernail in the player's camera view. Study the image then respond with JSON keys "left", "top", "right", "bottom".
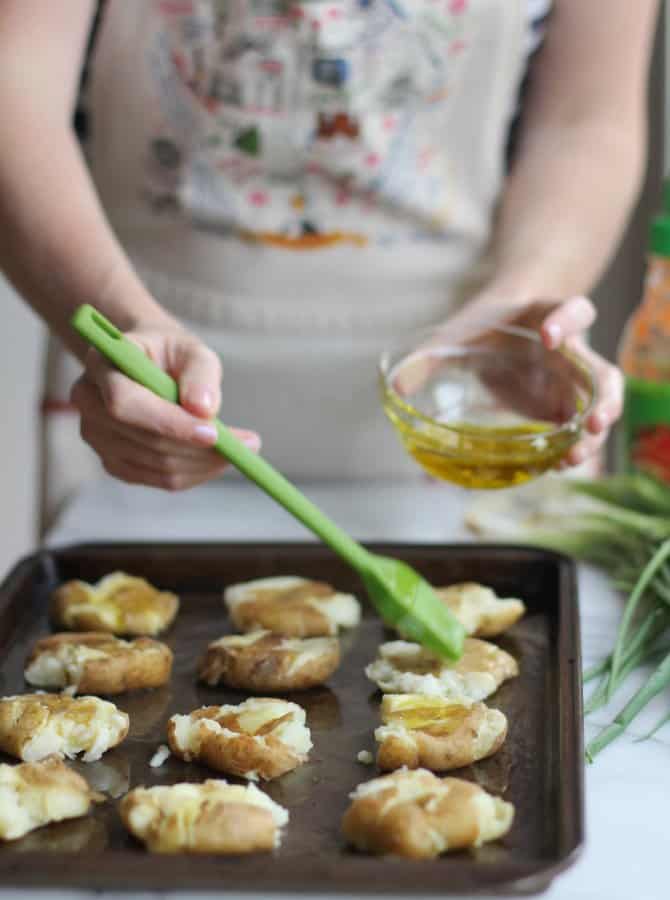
{"left": 193, "top": 423, "right": 218, "bottom": 445}
{"left": 544, "top": 323, "right": 561, "bottom": 347}
{"left": 238, "top": 431, "right": 261, "bottom": 452}
{"left": 590, "top": 412, "right": 606, "bottom": 432}
{"left": 185, "top": 385, "right": 214, "bottom": 412}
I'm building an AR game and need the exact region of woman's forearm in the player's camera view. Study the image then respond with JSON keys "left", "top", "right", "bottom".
{"left": 485, "top": 115, "right": 645, "bottom": 303}
{"left": 0, "top": 0, "right": 176, "bottom": 363}
{"left": 479, "top": 0, "right": 658, "bottom": 309}
{"left": 0, "top": 117, "right": 177, "bottom": 363}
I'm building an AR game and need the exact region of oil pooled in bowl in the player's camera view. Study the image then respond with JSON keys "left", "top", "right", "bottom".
{"left": 382, "top": 383, "right": 578, "bottom": 489}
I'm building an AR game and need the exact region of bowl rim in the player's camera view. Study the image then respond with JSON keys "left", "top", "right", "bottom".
{"left": 378, "top": 322, "right": 598, "bottom": 444}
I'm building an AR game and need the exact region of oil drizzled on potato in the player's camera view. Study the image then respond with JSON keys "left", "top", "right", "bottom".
{"left": 381, "top": 695, "right": 472, "bottom": 736}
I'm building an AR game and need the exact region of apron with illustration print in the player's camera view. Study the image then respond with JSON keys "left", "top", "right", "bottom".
{"left": 43, "top": 0, "right": 532, "bottom": 521}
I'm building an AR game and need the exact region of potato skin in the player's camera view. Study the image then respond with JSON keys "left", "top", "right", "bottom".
{"left": 25, "top": 633, "right": 173, "bottom": 695}
{"left": 120, "top": 784, "right": 279, "bottom": 854}
{"left": 376, "top": 704, "right": 508, "bottom": 772}
{"left": 435, "top": 583, "right": 525, "bottom": 637}
{"left": 167, "top": 701, "right": 310, "bottom": 781}
{"left": 0, "top": 694, "right": 129, "bottom": 761}
{"left": 198, "top": 631, "right": 340, "bottom": 692}
{"left": 342, "top": 770, "right": 514, "bottom": 859}
{"left": 229, "top": 583, "right": 334, "bottom": 637}
{"left": 51, "top": 574, "right": 179, "bottom": 636}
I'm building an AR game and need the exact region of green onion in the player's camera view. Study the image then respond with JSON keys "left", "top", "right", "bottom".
{"left": 468, "top": 472, "right": 670, "bottom": 758}
{"left": 635, "top": 710, "right": 670, "bottom": 742}
{"left": 583, "top": 657, "right": 609, "bottom": 684}
{"left": 586, "top": 650, "right": 670, "bottom": 760}
{"left": 585, "top": 643, "right": 670, "bottom": 715}
{"left": 571, "top": 473, "right": 670, "bottom": 516}
{"left": 584, "top": 607, "right": 668, "bottom": 688}
{"left": 607, "top": 540, "right": 670, "bottom": 699}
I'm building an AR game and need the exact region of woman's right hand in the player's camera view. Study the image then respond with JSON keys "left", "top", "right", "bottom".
{"left": 70, "top": 325, "right": 261, "bottom": 490}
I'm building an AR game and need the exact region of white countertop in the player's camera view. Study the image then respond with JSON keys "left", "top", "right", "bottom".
{"left": 3, "top": 476, "right": 668, "bottom": 900}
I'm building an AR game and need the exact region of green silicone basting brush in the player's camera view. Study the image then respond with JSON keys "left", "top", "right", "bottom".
{"left": 72, "top": 304, "right": 465, "bottom": 659}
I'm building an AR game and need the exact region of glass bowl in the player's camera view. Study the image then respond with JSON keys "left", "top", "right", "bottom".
{"left": 379, "top": 323, "right": 597, "bottom": 489}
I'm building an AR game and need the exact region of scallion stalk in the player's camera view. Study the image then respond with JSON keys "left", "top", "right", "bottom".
{"left": 468, "top": 472, "right": 670, "bottom": 758}
{"left": 607, "top": 540, "right": 670, "bottom": 699}
{"left": 635, "top": 710, "right": 670, "bottom": 742}
{"left": 586, "top": 650, "right": 670, "bottom": 760}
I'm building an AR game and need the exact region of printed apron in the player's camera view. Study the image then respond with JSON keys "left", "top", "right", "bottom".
{"left": 42, "top": 0, "right": 527, "bottom": 522}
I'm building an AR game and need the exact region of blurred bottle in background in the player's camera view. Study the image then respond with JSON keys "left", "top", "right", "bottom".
{"left": 618, "top": 178, "right": 670, "bottom": 481}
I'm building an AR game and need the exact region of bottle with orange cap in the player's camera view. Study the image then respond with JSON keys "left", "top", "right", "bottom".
{"left": 618, "top": 178, "right": 670, "bottom": 481}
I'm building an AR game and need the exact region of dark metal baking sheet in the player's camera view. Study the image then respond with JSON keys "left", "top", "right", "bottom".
{"left": 0, "top": 542, "right": 584, "bottom": 894}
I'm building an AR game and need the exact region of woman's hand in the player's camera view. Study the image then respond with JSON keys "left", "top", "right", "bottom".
{"left": 518, "top": 296, "right": 623, "bottom": 468}
{"left": 448, "top": 294, "right": 623, "bottom": 469}
{"left": 70, "top": 326, "right": 261, "bottom": 490}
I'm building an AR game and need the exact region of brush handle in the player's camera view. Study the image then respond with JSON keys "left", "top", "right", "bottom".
{"left": 71, "top": 305, "right": 372, "bottom": 572}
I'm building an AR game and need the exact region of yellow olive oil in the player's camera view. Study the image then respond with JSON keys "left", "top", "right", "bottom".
{"left": 382, "top": 384, "right": 578, "bottom": 489}
{"left": 385, "top": 705, "right": 471, "bottom": 736}
{"left": 381, "top": 696, "right": 471, "bottom": 736}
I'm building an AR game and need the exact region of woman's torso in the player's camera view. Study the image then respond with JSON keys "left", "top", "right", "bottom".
{"left": 44, "top": 0, "right": 547, "bottom": 515}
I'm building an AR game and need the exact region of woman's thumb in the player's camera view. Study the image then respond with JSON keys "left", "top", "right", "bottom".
{"left": 175, "top": 340, "right": 223, "bottom": 418}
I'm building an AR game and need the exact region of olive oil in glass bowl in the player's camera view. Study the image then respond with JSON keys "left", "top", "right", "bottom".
{"left": 379, "top": 324, "right": 596, "bottom": 489}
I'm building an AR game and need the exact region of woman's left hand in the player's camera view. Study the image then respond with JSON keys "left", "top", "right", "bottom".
{"left": 503, "top": 295, "right": 623, "bottom": 468}
{"left": 415, "top": 294, "right": 623, "bottom": 470}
